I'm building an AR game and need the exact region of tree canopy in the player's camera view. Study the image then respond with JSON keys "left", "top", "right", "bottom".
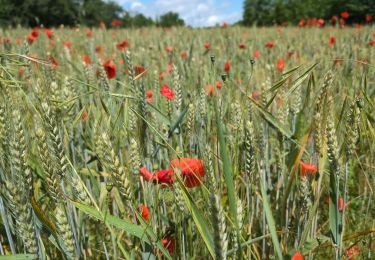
{"left": 243, "top": 0, "right": 375, "bottom": 26}
{"left": 0, "top": 0, "right": 184, "bottom": 28}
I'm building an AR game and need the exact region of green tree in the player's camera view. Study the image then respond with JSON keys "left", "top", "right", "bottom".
{"left": 80, "top": 0, "right": 124, "bottom": 27}
{"left": 158, "top": 12, "right": 185, "bottom": 27}
{"left": 242, "top": 0, "right": 273, "bottom": 26}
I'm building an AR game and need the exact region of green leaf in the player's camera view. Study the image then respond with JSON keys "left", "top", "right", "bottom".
{"left": 329, "top": 171, "right": 340, "bottom": 245}
{"left": 300, "top": 235, "right": 330, "bottom": 254}
{"left": 70, "top": 201, "right": 171, "bottom": 259}
{"left": 213, "top": 97, "right": 239, "bottom": 240}
{"left": 286, "top": 62, "right": 319, "bottom": 95}
{"left": 260, "top": 179, "right": 284, "bottom": 260}
{"left": 177, "top": 180, "right": 215, "bottom": 257}
{"left": 248, "top": 98, "right": 293, "bottom": 138}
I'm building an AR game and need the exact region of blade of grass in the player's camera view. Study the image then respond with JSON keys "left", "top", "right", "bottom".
{"left": 260, "top": 176, "right": 284, "bottom": 260}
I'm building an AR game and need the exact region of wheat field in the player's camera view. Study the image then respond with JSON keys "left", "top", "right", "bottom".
{"left": 0, "top": 25, "right": 374, "bottom": 259}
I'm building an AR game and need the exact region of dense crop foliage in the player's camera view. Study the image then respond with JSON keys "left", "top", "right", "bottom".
{"left": 0, "top": 25, "right": 374, "bottom": 259}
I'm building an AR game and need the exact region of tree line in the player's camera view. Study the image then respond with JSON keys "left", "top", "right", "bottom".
{"left": 0, "top": 0, "right": 184, "bottom": 28}
{"left": 0, "top": 0, "right": 373, "bottom": 28}
{"left": 243, "top": 0, "right": 374, "bottom": 26}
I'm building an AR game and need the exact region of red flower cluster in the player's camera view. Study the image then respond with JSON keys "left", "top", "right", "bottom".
{"left": 138, "top": 204, "right": 150, "bottom": 221}
{"left": 116, "top": 40, "right": 129, "bottom": 51}
{"left": 111, "top": 20, "right": 122, "bottom": 26}
{"left": 103, "top": 60, "right": 116, "bottom": 79}
{"left": 45, "top": 29, "right": 53, "bottom": 39}
{"left": 224, "top": 60, "right": 231, "bottom": 72}
{"left": 292, "top": 251, "right": 304, "bottom": 260}
{"left": 139, "top": 158, "right": 206, "bottom": 188}
{"left": 146, "top": 89, "right": 153, "bottom": 103}
{"left": 265, "top": 41, "right": 275, "bottom": 48}
{"left": 325, "top": 196, "right": 348, "bottom": 212}
{"left": 276, "top": 58, "right": 285, "bottom": 72}
{"left": 133, "top": 65, "right": 145, "bottom": 76}
{"left": 160, "top": 85, "right": 175, "bottom": 100}
{"left": 180, "top": 50, "right": 187, "bottom": 58}
{"left": 340, "top": 11, "right": 349, "bottom": 19}
{"left": 82, "top": 55, "right": 91, "bottom": 65}
{"left": 329, "top": 36, "right": 336, "bottom": 46}
{"left": 300, "top": 162, "right": 317, "bottom": 177}
{"left": 27, "top": 27, "right": 39, "bottom": 45}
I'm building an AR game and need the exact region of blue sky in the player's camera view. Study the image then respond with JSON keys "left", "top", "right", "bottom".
{"left": 112, "top": 0, "right": 243, "bottom": 27}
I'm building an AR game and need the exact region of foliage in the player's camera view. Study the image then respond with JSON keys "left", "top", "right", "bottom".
{"left": 243, "top": 0, "right": 375, "bottom": 25}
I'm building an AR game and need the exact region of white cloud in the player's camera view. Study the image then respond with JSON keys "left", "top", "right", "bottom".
{"left": 130, "top": 2, "right": 144, "bottom": 10}
{"left": 114, "top": 0, "right": 241, "bottom": 27}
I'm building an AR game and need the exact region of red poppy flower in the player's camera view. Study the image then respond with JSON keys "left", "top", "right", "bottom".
{"left": 239, "top": 42, "right": 245, "bottom": 49}
{"left": 138, "top": 204, "right": 150, "bottom": 221}
{"left": 325, "top": 196, "right": 348, "bottom": 211}
{"left": 50, "top": 55, "right": 58, "bottom": 69}
{"left": 331, "top": 15, "right": 338, "bottom": 22}
{"left": 162, "top": 236, "right": 176, "bottom": 254}
{"left": 253, "top": 50, "right": 261, "bottom": 58}
{"left": 317, "top": 18, "right": 325, "bottom": 27}
{"left": 340, "top": 11, "right": 349, "bottom": 19}
{"left": 329, "top": 36, "right": 336, "bottom": 46}
{"left": 116, "top": 40, "right": 128, "bottom": 51}
{"left": 345, "top": 244, "right": 360, "bottom": 259}
{"left": 300, "top": 162, "right": 317, "bottom": 177}
{"left": 27, "top": 34, "right": 36, "bottom": 45}
{"left": 139, "top": 167, "right": 153, "bottom": 181}
{"left": 224, "top": 60, "right": 231, "bottom": 72}
{"left": 160, "top": 85, "right": 175, "bottom": 100}
{"left": 204, "top": 42, "right": 211, "bottom": 49}
{"left": 366, "top": 15, "right": 373, "bottom": 23}
{"left": 222, "top": 21, "right": 228, "bottom": 28}
{"left": 139, "top": 167, "right": 174, "bottom": 186}
{"left": 111, "top": 20, "right": 122, "bottom": 26}
{"left": 169, "top": 158, "right": 205, "bottom": 188}
{"left": 205, "top": 84, "right": 214, "bottom": 97}
{"left": 155, "top": 170, "right": 174, "bottom": 185}
{"left": 5, "top": 37, "right": 10, "bottom": 44}
{"left": 180, "top": 50, "right": 187, "bottom": 59}
{"left": 133, "top": 65, "right": 145, "bottom": 76}
{"left": 63, "top": 41, "right": 72, "bottom": 48}
{"left": 298, "top": 19, "right": 305, "bottom": 27}
{"left": 146, "top": 89, "right": 153, "bottom": 103}
{"left": 276, "top": 58, "right": 285, "bottom": 72}
{"left": 338, "top": 197, "right": 347, "bottom": 212}
{"left": 252, "top": 90, "right": 260, "bottom": 100}
{"left": 18, "top": 66, "right": 25, "bottom": 77}
{"left": 103, "top": 60, "right": 116, "bottom": 79}
{"left": 82, "top": 55, "right": 91, "bottom": 65}
{"left": 165, "top": 46, "right": 173, "bottom": 53}
{"left": 265, "top": 41, "right": 275, "bottom": 48}
{"left": 81, "top": 111, "right": 88, "bottom": 122}
{"left": 369, "top": 39, "right": 375, "bottom": 46}
{"left": 95, "top": 45, "right": 102, "bottom": 54}
{"left": 45, "top": 29, "right": 53, "bottom": 39}
{"left": 287, "top": 51, "right": 294, "bottom": 58}
{"left": 31, "top": 28, "right": 39, "bottom": 38}
{"left": 159, "top": 71, "right": 165, "bottom": 80}
{"left": 167, "top": 63, "right": 173, "bottom": 73}
{"left": 86, "top": 29, "right": 93, "bottom": 38}
{"left": 291, "top": 251, "right": 303, "bottom": 260}
{"left": 216, "top": 81, "right": 223, "bottom": 89}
